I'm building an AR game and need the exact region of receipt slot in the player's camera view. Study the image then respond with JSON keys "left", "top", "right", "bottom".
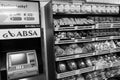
{"left": 7, "top": 50, "right": 39, "bottom": 80}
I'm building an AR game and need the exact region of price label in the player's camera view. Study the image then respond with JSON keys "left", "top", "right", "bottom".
{"left": 115, "top": 47, "right": 120, "bottom": 52}
{"left": 92, "top": 25, "right": 95, "bottom": 28}
{"left": 95, "top": 51, "right": 98, "bottom": 55}
{"left": 55, "top": 40, "right": 59, "bottom": 44}
{"left": 93, "top": 66, "right": 96, "bottom": 70}
{"left": 92, "top": 38, "right": 95, "bottom": 41}
{"left": 95, "top": 65, "right": 99, "bottom": 70}
{"left": 75, "top": 55, "right": 80, "bottom": 58}
{"left": 73, "top": 3, "right": 82, "bottom": 5}
{"left": 70, "top": 24, "right": 74, "bottom": 27}
{"left": 96, "top": 38, "right": 98, "bottom": 41}
{"left": 87, "top": 0, "right": 120, "bottom": 4}
{"left": 110, "top": 36, "right": 113, "bottom": 39}
{"left": 93, "top": 52, "right": 96, "bottom": 55}
{"left": 95, "top": 24, "right": 99, "bottom": 29}
{"left": 56, "top": 25, "right": 60, "bottom": 28}
{"left": 57, "top": 74, "right": 60, "bottom": 79}
{"left": 110, "top": 48, "right": 116, "bottom": 53}
{"left": 75, "top": 39, "right": 78, "bottom": 42}
{"left": 111, "top": 23, "right": 114, "bottom": 28}
{"left": 75, "top": 26, "right": 78, "bottom": 29}
{"left": 75, "top": 70, "right": 80, "bottom": 74}
{"left": 55, "top": 28, "right": 59, "bottom": 31}
{"left": 56, "top": 58, "right": 59, "bottom": 61}
{"left": 110, "top": 63, "right": 113, "bottom": 67}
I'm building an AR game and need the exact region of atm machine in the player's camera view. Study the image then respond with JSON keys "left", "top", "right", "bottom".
{"left": 0, "top": 0, "right": 45, "bottom": 80}
{"left": 7, "top": 50, "right": 39, "bottom": 80}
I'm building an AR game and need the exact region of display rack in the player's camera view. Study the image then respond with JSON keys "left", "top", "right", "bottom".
{"left": 56, "top": 47, "right": 120, "bottom": 61}
{"left": 52, "top": 0, "right": 120, "bottom": 80}
{"left": 57, "top": 61, "right": 120, "bottom": 79}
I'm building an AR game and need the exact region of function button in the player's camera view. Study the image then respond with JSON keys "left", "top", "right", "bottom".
{"left": 16, "top": 66, "right": 19, "bottom": 70}
{"left": 21, "top": 65, "right": 24, "bottom": 69}
{"left": 31, "top": 63, "right": 35, "bottom": 67}
{"left": 30, "top": 60, "right": 35, "bottom": 63}
{"left": 16, "top": 66, "right": 21, "bottom": 69}
{"left": 28, "top": 52, "right": 34, "bottom": 55}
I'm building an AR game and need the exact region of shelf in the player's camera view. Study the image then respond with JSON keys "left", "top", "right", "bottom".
{"left": 96, "top": 23, "right": 112, "bottom": 29}
{"left": 79, "top": 66, "right": 95, "bottom": 74}
{"left": 57, "top": 66, "right": 95, "bottom": 79}
{"left": 56, "top": 51, "right": 109, "bottom": 61}
{"left": 55, "top": 36, "right": 120, "bottom": 44}
{"left": 96, "top": 36, "right": 120, "bottom": 41}
{"left": 54, "top": 23, "right": 120, "bottom": 32}
{"left": 56, "top": 53, "right": 95, "bottom": 61}
{"left": 76, "top": 38, "right": 95, "bottom": 42}
{"left": 113, "top": 23, "right": 120, "bottom": 28}
{"left": 57, "top": 70, "right": 76, "bottom": 79}
{"left": 55, "top": 38, "right": 95, "bottom": 44}
{"left": 57, "top": 61, "right": 120, "bottom": 79}
{"left": 53, "top": 12, "right": 119, "bottom": 16}
{"left": 53, "top": 12, "right": 91, "bottom": 15}
{"left": 56, "top": 47, "right": 120, "bottom": 61}
{"left": 96, "top": 50, "right": 110, "bottom": 55}
{"left": 96, "top": 61, "right": 120, "bottom": 70}
{"left": 55, "top": 26, "right": 76, "bottom": 31}
{"left": 110, "top": 47, "right": 120, "bottom": 53}
{"left": 55, "top": 39, "right": 75, "bottom": 44}
{"left": 112, "top": 61, "right": 120, "bottom": 67}
{"left": 54, "top": 25, "right": 94, "bottom": 31}
{"left": 54, "top": 3, "right": 120, "bottom": 80}
{"left": 110, "top": 36, "right": 120, "bottom": 40}
{"left": 56, "top": 55, "right": 80, "bottom": 61}
{"left": 96, "top": 23, "right": 120, "bottom": 29}
{"left": 95, "top": 36, "right": 111, "bottom": 41}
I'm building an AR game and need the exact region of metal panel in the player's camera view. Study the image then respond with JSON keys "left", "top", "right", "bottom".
{"left": 42, "top": 1, "right": 56, "bottom": 80}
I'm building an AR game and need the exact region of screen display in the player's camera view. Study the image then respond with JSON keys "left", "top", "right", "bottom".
{"left": 10, "top": 53, "right": 27, "bottom": 66}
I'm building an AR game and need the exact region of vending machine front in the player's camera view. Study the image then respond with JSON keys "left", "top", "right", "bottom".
{"left": 0, "top": 1, "right": 45, "bottom": 80}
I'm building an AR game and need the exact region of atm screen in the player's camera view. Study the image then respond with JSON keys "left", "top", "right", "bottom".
{"left": 10, "top": 53, "right": 28, "bottom": 66}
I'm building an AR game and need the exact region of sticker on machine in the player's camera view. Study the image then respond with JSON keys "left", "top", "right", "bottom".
{"left": 0, "top": 28, "right": 41, "bottom": 40}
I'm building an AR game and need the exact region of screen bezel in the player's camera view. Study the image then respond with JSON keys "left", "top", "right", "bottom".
{"left": 9, "top": 52, "right": 29, "bottom": 67}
